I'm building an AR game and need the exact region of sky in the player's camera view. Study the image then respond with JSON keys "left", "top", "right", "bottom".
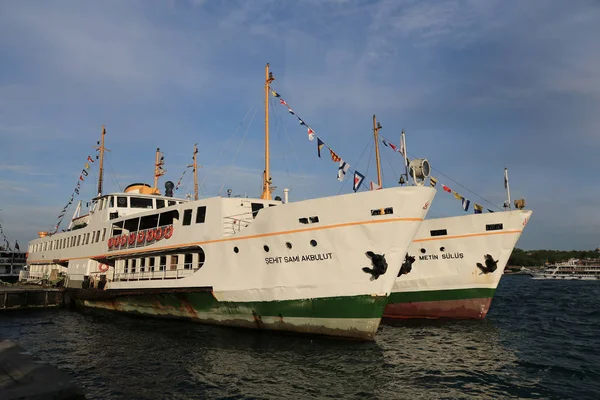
{"left": 0, "top": 0, "right": 599, "bottom": 251}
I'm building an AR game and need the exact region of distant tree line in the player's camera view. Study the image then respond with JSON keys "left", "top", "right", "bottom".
{"left": 508, "top": 248, "right": 600, "bottom": 267}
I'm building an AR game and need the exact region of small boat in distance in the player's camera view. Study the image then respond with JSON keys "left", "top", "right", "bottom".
{"left": 26, "top": 64, "right": 436, "bottom": 340}
{"left": 532, "top": 259, "right": 600, "bottom": 280}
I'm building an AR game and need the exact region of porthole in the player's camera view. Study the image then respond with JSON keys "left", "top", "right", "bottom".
{"left": 420, "top": 248, "right": 426, "bottom": 254}
{"left": 234, "top": 247, "right": 239, "bottom": 253}
{"left": 310, "top": 240, "right": 317, "bottom": 247}
{"left": 440, "top": 246, "right": 445, "bottom": 252}
{"left": 285, "top": 242, "right": 292, "bottom": 249}
{"left": 264, "top": 245, "right": 270, "bottom": 252}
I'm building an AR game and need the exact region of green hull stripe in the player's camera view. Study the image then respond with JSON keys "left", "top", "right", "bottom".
{"left": 105, "top": 292, "right": 388, "bottom": 319}
{"left": 388, "top": 288, "right": 496, "bottom": 304}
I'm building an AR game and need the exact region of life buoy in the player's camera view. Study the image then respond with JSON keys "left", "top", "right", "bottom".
{"left": 137, "top": 231, "right": 145, "bottom": 244}
{"left": 108, "top": 237, "right": 114, "bottom": 248}
{"left": 164, "top": 225, "right": 174, "bottom": 239}
{"left": 99, "top": 264, "right": 109, "bottom": 272}
{"left": 146, "top": 229, "right": 155, "bottom": 242}
{"left": 128, "top": 232, "right": 136, "bottom": 245}
{"left": 120, "top": 235, "right": 127, "bottom": 246}
{"left": 155, "top": 227, "right": 163, "bottom": 240}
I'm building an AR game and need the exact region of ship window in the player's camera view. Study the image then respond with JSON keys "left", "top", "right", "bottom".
{"left": 196, "top": 248, "right": 205, "bottom": 269}
{"left": 371, "top": 209, "right": 382, "bottom": 216}
{"left": 196, "top": 206, "right": 206, "bottom": 223}
{"left": 101, "top": 228, "right": 106, "bottom": 241}
{"left": 309, "top": 216, "right": 320, "bottom": 223}
{"left": 131, "top": 197, "right": 153, "bottom": 209}
{"left": 112, "top": 221, "right": 124, "bottom": 236}
{"left": 384, "top": 207, "right": 393, "bottom": 215}
{"left": 170, "top": 255, "right": 178, "bottom": 271}
{"left": 149, "top": 257, "right": 155, "bottom": 272}
{"left": 131, "top": 259, "right": 137, "bottom": 273}
{"left": 168, "top": 200, "right": 176, "bottom": 206}
{"left": 124, "top": 218, "right": 140, "bottom": 233}
{"left": 159, "top": 210, "right": 179, "bottom": 226}
{"left": 77, "top": 235, "right": 81, "bottom": 246}
{"left": 486, "top": 223, "right": 503, "bottom": 231}
{"left": 430, "top": 229, "right": 448, "bottom": 237}
{"left": 140, "top": 258, "right": 146, "bottom": 272}
{"left": 299, "top": 218, "right": 309, "bottom": 224}
{"left": 251, "top": 203, "right": 264, "bottom": 218}
{"left": 140, "top": 214, "right": 159, "bottom": 230}
{"left": 159, "top": 255, "right": 167, "bottom": 271}
{"left": 183, "top": 209, "right": 192, "bottom": 226}
{"left": 156, "top": 199, "right": 165, "bottom": 209}
{"left": 117, "top": 196, "right": 128, "bottom": 208}
{"left": 184, "top": 253, "right": 193, "bottom": 270}
{"left": 110, "top": 196, "right": 115, "bottom": 207}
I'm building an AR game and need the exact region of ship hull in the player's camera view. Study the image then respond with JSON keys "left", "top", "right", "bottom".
{"left": 68, "top": 288, "right": 387, "bottom": 340}
{"left": 385, "top": 288, "right": 495, "bottom": 319}
{"left": 385, "top": 210, "right": 532, "bottom": 320}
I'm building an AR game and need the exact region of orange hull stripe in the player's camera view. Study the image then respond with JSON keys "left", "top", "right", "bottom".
{"left": 28, "top": 217, "right": 423, "bottom": 263}
{"left": 412, "top": 229, "right": 522, "bottom": 243}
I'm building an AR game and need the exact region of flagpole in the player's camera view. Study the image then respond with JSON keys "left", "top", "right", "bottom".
{"left": 401, "top": 129, "right": 409, "bottom": 185}
{"left": 372, "top": 115, "right": 383, "bottom": 188}
{"left": 262, "top": 63, "right": 275, "bottom": 200}
{"left": 504, "top": 167, "right": 511, "bottom": 210}
{"left": 97, "top": 125, "right": 106, "bottom": 196}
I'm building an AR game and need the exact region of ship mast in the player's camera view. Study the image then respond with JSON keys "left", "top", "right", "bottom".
{"left": 189, "top": 144, "right": 199, "bottom": 201}
{"left": 154, "top": 148, "right": 165, "bottom": 194}
{"left": 372, "top": 115, "right": 383, "bottom": 188}
{"left": 261, "top": 63, "right": 275, "bottom": 200}
{"left": 95, "top": 125, "right": 107, "bottom": 196}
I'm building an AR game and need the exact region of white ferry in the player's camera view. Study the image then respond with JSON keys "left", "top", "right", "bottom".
{"left": 26, "top": 64, "right": 436, "bottom": 340}
{"left": 362, "top": 121, "right": 533, "bottom": 319}
{"left": 0, "top": 249, "right": 27, "bottom": 283}
{"left": 532, "top": 259, "right": 600, "bottom": 280}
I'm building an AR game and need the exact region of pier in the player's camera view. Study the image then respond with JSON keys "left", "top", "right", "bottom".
{"left": 0, "top": 287, "right": 64, "bottom": 309}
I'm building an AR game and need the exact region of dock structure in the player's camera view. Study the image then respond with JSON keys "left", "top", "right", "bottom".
{"left": 0, "top": 340, "right": 84, "bottom": 399}
{"left": 0, "top": 287, "right": 64, "bottom": 309}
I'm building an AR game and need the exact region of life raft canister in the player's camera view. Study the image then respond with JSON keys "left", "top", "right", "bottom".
{"left": 164, "top": 225, "right": 174, "bottom": 239}
{"left": 137, "top": 231, "right": 145, "bottom": 244}
{"left": 120, "top": 235, "right": 127, "bottom": 246}
{"left": 146, "top": 229, "right": 155, "bottom": 242}
{"left": 155, "top": 227, "right": 164, "bottom": 240}
{"left": 108, "top": 237, "right": 114, "bottom": 248}
{"left": 128, "top": 232, "right": 136, "bottom": 245}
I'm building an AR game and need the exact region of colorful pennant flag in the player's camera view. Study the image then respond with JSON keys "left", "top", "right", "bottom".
{"left": 381, "top": 139, "right": 389, "bottom": 147}
{"left": 288, "top": 108, "right": 295, "bottom": 115}
{"left": 389, "top": 142, "right": 398, "bottom": 152}
{"left": 79, "top": 175, "right": 84, "bottom": 181}
{"left": 330, "top": 149, "right": 341, "bottom": 162}
{"left": 430, "top": 176, "right": 437, "bottom": 187}
{"left": 453, "top": 191, "right": 462, "bottom": 200}
{"left": 85, "top": 162, "right": 90, "bottom": 169}
{"left": 474, "top": 204, "right": 483, "bottom": 214}
{"left": 280, "top": 99, "right": 287, "bottom": 106}
{"left": 338, "top": 160, "right": 350, "bottom": 181}
{"left": 271, "top": 90, "right": 280, "bottom": 97}
{"left": 317, "top": 138, "right": 325, "bottom": 158}
{"left": 370, "top": 181, "right": 382, "bottom": 191}
{"left": 399, "top": 139, "right": 405, "bottom": 156}
{"left": 307, "top": 127, "right": 315, "bottom": 141}
{"left": 87, "top": 156, "right": 94, "bottom": 163}
{"left": 82, "top": 169, "right": 88, "bottom": 176}
{"left": 298, "top": 118, "right": 306, "bottom": 126}
{"left": 442, "top": 185, "right": 451, "bottom": 193}
{"left": 353, "top": 171, "right": 365, "bottom": 192}
{"left": 462, "top": 197, "right": 471, "bottom": 212}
